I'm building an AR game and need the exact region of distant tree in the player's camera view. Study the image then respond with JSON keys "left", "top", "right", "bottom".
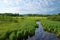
{"left": 58, "top": 13, "right": 60, "bottom": 15}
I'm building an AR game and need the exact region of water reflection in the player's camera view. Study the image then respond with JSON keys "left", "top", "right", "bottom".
{"left": 27, "top": 21, "right": 60, "bottom": 40}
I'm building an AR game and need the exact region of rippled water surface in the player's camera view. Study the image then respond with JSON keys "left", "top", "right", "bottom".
{"left": 27, "top": 21, "right": 60, "bottom": 40}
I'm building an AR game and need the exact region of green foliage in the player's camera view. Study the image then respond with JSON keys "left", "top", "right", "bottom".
{"left": 0, "top": 13, "right": 60, "bottom": 39}
{"left": 9, "top": 32, "right": 16, "bottom": 40}
{"left": 28, "top": 28, "right": 35, "bottom": 37}
{"left": 48, "top": 15, "right": 60, "bottom": 21}
{"left": 58, "top": 13, "right": 60, "bottom": 15}
{"left": 17, "top": 30, "right": 24, "bottom": 40}
{"left": 0, "top": 15, "right": 39, "bottom": 40}
{"left": 0, "top": 31, "right": 10, "bottom": 40}
{"left": 0, "top": 15, "right": 18, "bottom": 23}
{"left": 40, "top": 17, "right": 60, "bottom": 37}
{"left": 0, "top": 33, "right": 7, "bottom": 40}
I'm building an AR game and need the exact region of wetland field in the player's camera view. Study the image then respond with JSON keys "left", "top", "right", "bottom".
{"left": 0, "top": 13, "right": 60, "bottom": 40}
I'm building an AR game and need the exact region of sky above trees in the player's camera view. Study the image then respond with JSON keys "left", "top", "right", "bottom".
{"left": 0, "top": 0, "right": 60, "bottom": 14}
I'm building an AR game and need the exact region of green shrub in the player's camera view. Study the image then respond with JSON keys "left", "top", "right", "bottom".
{"left": 9, "top": 32, "right": 16, "bottom": 40}
{"left": 48, "top": 15, "right": 60, "bottom": 21}
{"left": 0, "top": 32, "right": 10, "bottom": 40}
{"left": 17, "top": 30, "right": 24, "bottom": 40}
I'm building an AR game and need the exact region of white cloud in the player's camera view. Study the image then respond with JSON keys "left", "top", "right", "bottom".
{"left": 0, "top": 7, "right": 20, "bottom": 13}
{"left": 3, "top": 0, "right": 12, "bottom": 5}
{"left": 1, "top": 0, "right": 22, "bottom": 6}
{"left": 43, "top": 0, "right": 48, "bottom": 6}
{"left": 3, "top": 0, "right": 9, "bottom": 4}
{"left": 15, "top": 0, "right": 22, "bottom": 5}
{"left": 0, "top": 0, "right": 21, "bottom": 13}
{"left": 0, "top": 0, "right": 60, "bottom": 14}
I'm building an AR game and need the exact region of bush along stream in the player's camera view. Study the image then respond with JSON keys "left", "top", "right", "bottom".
{"left": 27, "top": 21, "right": 60, "bottom": 40}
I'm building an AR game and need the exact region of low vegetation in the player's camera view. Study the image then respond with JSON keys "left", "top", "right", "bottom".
{"left": 0, "top": 13, "right": 60, "bottom": 40}
{"left": 39, "top": 14, "right": 60, "bottom": 37}
{"left": 0, "top": 14, "right": 38, "bottom": 40}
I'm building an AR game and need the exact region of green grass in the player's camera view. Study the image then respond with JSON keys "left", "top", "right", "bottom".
{"left": 0, "top": 15, "right": 60, "bottom": 40}
{"left": 0, "top": 16, "right": 38, "bottom": 40}
{"left": 39, "top": 17, "right": 60, "bottom": 37}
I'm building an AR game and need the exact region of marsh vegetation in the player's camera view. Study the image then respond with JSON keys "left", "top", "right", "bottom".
{"left": 0, "top": 13, "right": 60, "bottom": 40}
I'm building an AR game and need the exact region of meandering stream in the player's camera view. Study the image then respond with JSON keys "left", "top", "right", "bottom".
{"left": 27, "top": 21, "right": 60, "bottom": 40}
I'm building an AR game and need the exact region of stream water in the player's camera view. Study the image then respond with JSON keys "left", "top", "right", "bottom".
{"left": 27, "top": 21, "right": 60, "bottom": 40}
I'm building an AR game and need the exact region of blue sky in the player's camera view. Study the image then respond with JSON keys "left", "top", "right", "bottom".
{"left": 0, "top": 0, "right": 60, "bottom": 14}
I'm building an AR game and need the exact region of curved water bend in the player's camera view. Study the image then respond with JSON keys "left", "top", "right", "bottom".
{"left": 27, "top": 21, "right": 60, "bottom": 40}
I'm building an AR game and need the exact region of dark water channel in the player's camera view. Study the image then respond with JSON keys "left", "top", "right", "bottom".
{"left": 27, "top": 21, "right": 60, "bottom": 40}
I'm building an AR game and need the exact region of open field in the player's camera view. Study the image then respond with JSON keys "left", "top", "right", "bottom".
{"left": 0, "top": 14, "right": 60, "bottom": 40}
{"left": 0, "top": 15, "right": 39, "bottom": 40}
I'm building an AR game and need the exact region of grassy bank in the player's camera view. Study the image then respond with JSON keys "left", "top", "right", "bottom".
{"left": 0, "top": 15, "right": 39, "bottom": 40}
{"left": 39, "top": 17, "right": 60, "bottom": 37}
